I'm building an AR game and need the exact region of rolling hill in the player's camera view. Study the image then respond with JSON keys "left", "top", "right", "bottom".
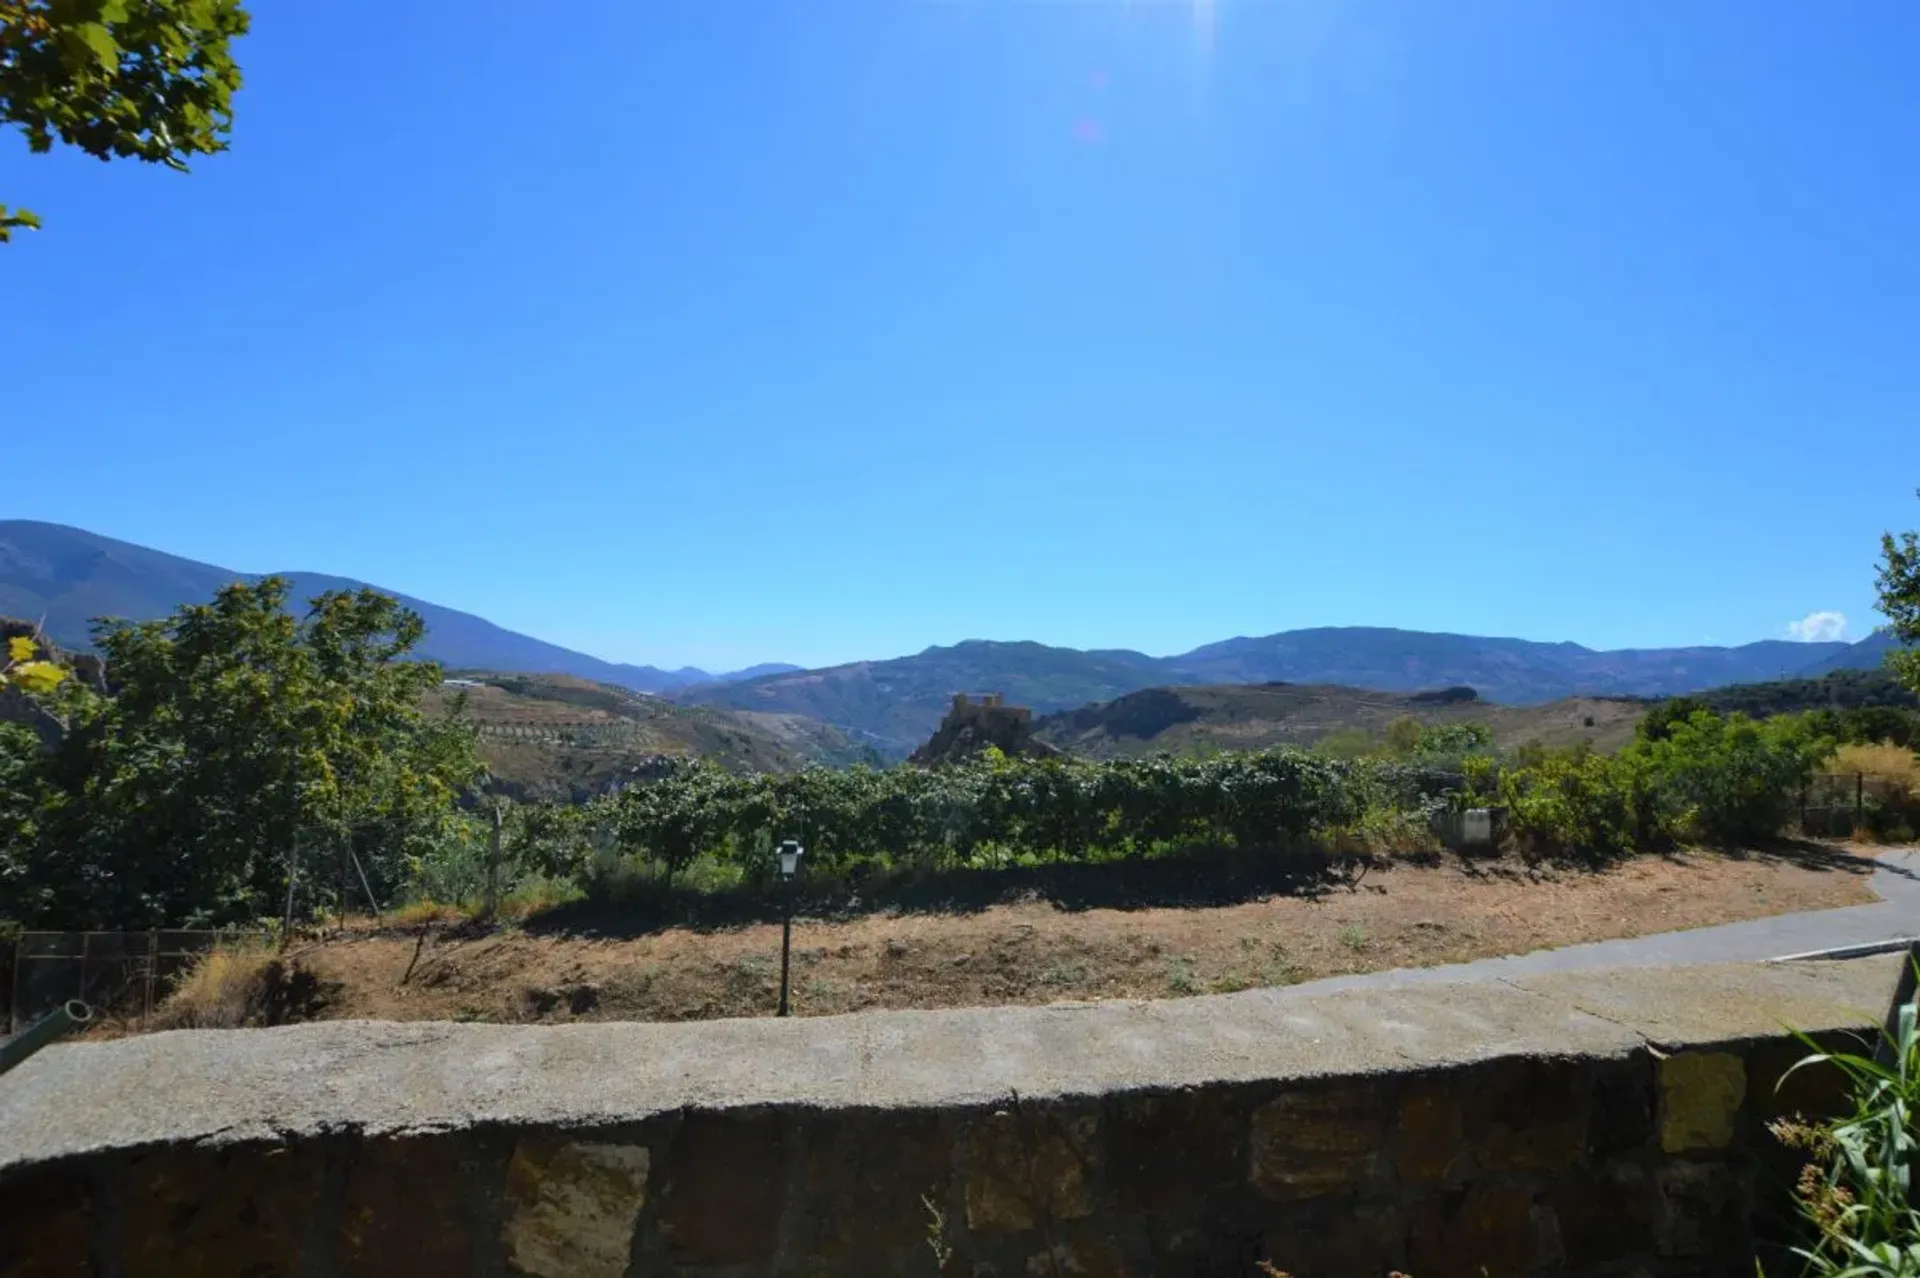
{"left": 0, "top": 521, "right": 783, "bottom": 693}
{"left": 1030, "top": 683, "right": 1650, "bottom": 760}
{"left": 683, "top": 628, "right": 1882, "bottom": 757}
{"left": 422, "top": 673, "right": 864, "bottom": 799}
{"left": 6, "top": 522, "right": 1900, "bottom": 760}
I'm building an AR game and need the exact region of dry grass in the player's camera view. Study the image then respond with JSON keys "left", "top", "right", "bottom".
{"left": 145, "top": 941, "right": 335, "bottom": 1031}
{"left": 269, "top": 846, "right": 1884, "bottom": 1030}
{"left": 1833, "top": 742, "right": 1920, "bottom": 796}
{"left": 148, "top": 942, "right": 281, "bottom": 1030}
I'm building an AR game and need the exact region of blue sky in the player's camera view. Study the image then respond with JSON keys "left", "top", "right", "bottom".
{"left": 7, "top": 0, "right": 1917, "bottom": 671}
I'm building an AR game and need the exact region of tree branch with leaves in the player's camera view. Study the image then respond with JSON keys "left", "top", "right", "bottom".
{"left": 1877, "top": 492, "right": 1920, "bottom": 697}
{"left": 0, "top": 0, "right": 249, "bottom": 242}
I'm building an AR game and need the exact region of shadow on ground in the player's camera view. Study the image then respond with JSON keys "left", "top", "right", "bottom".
{"left": 514, "top": 839, "right": 1888, "bottom": 942}
{"left": 520, "top": 845, "right": 1385, "bottom": 940}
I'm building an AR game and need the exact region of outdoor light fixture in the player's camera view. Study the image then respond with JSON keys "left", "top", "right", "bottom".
{"left": 776, "top": 839, "right": 804, "bottom": 1016}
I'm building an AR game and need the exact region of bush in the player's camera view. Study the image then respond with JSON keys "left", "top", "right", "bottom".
{"left": 1624, "top": 710, "right": 1834, "bottom": 846}
{"left": 1499, "top": 751, "right": 1656, "bottom": 860}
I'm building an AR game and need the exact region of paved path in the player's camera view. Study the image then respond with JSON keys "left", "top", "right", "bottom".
{"left": 1277, "top": 847, "right": 1920, "bottom": 999}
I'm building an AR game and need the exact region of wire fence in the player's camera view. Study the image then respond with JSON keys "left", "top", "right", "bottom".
{"left": 4, "top": 929, "right": 267, "bottom": 1032}
{"left": 1799, "top": 771, "right": 1910, "bottom": 839}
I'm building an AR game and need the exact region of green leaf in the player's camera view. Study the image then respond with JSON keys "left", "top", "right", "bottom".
{"left": 75, "top": 21, "right": 120, "bottom": 69}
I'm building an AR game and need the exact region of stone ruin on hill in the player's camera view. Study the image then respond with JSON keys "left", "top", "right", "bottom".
{"left": 909, "top": 692, "right": 1061, "bottom": 766}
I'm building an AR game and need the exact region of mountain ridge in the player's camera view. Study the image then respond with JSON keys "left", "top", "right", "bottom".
{"left": 0, "top": 521, "right": 764, "bottom": 693}
{"left": 686, "top": 629, "right": 1892, "bottom": 755}
{"left": 2, "top": 522, "right": 1898, "bottom": 754}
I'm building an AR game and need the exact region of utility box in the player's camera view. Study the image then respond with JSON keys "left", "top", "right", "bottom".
{"left": 1434, "top": 806, "right": 1507, "bottom": 852}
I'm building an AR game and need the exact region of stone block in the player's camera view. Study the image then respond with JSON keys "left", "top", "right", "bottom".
{"left": 501, "top": 1137, "right": 649, "bottom": 1278}
{"left": 1586, "top": 1056, "right": 1656, "bottom": 1158}
{"left": 1656, "top": 1160, "right": 1752, "bottom": 1262}
{"left": 1550, "top": 1163, "right": 1659, "bottom": 1268}
{"left": 1249, "top": 1083, "right": 1387, "bottom": 1201}
{"left": 120, "top": 1142, "right": 327, "bottom": 1278}
{"left": 961, "top": 1108, "right": 1097, "bottom": 1234}
{"left": 1459, "top": 1056, "right": 1591, "bottom": 1173}
{"left": 1659, "top": 1051, "right": 1747, "bottom": 1154}
{"left": 339, "top": 1136, "right": 475, "bottom": 1278}
{"left": 1107, "top": 1088, "right": 1246, "bottom": 1213}
{"left": 1393, "top": 1080, "right": 1463, "bottom": 1184}
{"left": 0, "top": 1166, "right": 94, "bottom": 1276}
{"left": 790, "top": 1110, "right": 952, "bottom": 1255}
{"left": 1406, "top": 1185, "right": 1541, "bottom": 1278}
{"left": 1262, "top": 1202, "right": 1401, "bottom": 1278}
{"left": 659, "top": 1112, "right": 785, "bottom": 1263}
{"left": 1024, "top": 1227, "right": 1131, "bottom": 1277}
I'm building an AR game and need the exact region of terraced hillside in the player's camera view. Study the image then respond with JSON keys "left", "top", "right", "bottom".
{"left": 424, "top": 673, "right": 864, "bottom": 799}
{"left": 1032, "top": 682, "right": 1649, "bottom": 759}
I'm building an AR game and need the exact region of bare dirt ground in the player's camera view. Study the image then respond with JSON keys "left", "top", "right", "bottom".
{"left": 278, "top": 846, "right": 1881, "bottom": 1027}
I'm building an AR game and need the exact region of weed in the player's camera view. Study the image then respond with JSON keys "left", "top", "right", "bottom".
{"left": 1769, "top": 976, "right": 1920, "bottom": 1277}
{"left": 923, "top": 1192, "right": 953, "bottom": 1268}
{"left": 1339, "top": 923, "right": 1368, "bottom": 952}
{"left": 1040, "top": 958, "right": 1089, "bottom": 987}
{"left": 150, "top": 942, "right": 278, "bottom": 1029}
{"left": 149, "top": 941, "right": 329, "bottom": 1029}
{"left": 1166, "top": 954, "right": 1200, "bottom": 995}
{"left": 1260, "top": 958, "right": 1304, "bottom": 987}
{"left": 390, "top": 898, "right": 460, "bottom": 927}
{"left": 728, "top": 953, "right": 774, "bottom": 990}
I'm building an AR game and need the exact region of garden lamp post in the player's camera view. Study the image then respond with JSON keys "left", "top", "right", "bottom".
{"left": 776, "top": 839, "right": 804, "bottom": 1017}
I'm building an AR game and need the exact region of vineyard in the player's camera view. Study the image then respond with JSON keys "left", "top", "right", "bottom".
{"left": 489, "top": 749, "right": 1466, "bottom": 896}
{"left": 445, "top": 707, "right": 1872, "bottom": 915}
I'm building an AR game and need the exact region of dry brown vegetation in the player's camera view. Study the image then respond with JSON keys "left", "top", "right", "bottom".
{"left": 197, "top": 846, "right": 1880, "bottom": 1031}
{"left": 144, "top": 942, "right": 333, "bottom": 1031}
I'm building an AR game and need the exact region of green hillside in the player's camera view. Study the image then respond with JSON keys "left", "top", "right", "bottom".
{"left": 1032, "top": 682, "right": 1650, "bottom": 759}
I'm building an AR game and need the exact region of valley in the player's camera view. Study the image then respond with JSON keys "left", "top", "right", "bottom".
{"left": 3, "top": 520, "right": 1897, "bottom": 762}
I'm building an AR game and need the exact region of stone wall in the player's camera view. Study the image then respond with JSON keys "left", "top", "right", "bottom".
{"left": 0, "top": 957, "right": 1900, "bottom": 1278}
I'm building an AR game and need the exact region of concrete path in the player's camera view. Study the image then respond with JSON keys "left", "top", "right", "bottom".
{"left": 1276, "top": 847, "right": 1920, "bottom": 999}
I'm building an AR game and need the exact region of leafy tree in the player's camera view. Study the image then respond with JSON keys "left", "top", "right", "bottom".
{"left": 0, "top": 628, "right": 64, "bottom": 693}
{"left": 0, "top": 0, "right": 249, "bottom": 241}
{"left": 0, "top": 577, "right": 480, "bottom": 927}
{"left": 1623, "top": 709, "right": 1833, "bottom": 846}
{"left": 1636, "top": 695, "right": 1709, "bottom": 743}
{"left": 1382, "top": 715, "right": 1425, "bottom": 757}
{"left": 1878, "top": 494, "right": 1920, "bottom": 696}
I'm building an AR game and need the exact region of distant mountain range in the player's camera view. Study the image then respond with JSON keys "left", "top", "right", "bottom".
{"left": 682, "top": 630, "right": 1897, "bottom": 755}
{"left": 0, "top": 521, "right": 794, "bottom": 693}
{"left": 1, "top": 521, "right": 1900, "bottom": 755}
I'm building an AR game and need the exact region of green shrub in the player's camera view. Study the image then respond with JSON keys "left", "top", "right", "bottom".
{"left": 1499, "top": 751, "right": 1657, "bottom": 859}
{"left": 1624, "top": 710, "right": 1834, "bottom": 846}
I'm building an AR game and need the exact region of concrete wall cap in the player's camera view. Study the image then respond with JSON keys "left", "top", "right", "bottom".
{"left": 0, "top": 955, "right": 1897, "bottom": 1174}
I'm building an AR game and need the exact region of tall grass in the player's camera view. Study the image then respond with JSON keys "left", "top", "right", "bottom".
{"left": 1770, "top": 974, "right": 1920, "bottom": 1276}
{"left": 149, "top": 941, "right": 280, "bottom": 1030}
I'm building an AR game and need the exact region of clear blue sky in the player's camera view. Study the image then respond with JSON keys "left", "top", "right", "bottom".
{"left": 7, "top": 0, "right": 1917, "bottom": 671}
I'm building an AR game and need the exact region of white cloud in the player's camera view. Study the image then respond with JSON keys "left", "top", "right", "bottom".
{"left": 1786, "top": 610, "right": 1849, "bottom": 643}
